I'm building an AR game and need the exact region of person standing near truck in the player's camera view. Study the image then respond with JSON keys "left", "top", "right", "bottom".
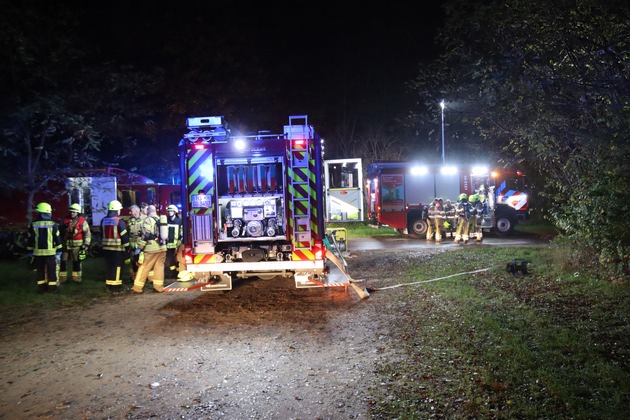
{"left": 454, "top": 193, "right": 471, "bottom": 244}
{"left": 126, "top": 204, "right": 144, "bottom": 282}
{"left": 101, "top": 200, "right": 130, "bottom": 293}
{"left": 27, "top": 202, "right": 63, "bottom": 293}
{"left": 59, "top": 203, "right": 91, "bottom": 283}
{"left": 132, "top": 205, "right": 167, "bottom": 293}
{"left": 164, "top": 204, "right": 182, "bottom": 280}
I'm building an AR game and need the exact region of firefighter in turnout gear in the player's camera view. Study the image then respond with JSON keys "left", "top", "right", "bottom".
{"left": 59, "top": 203, "right": 91, "bottom": 283}
{"left": 164, "top": 204, "right": 182, "bottom": 279}
{"left": 443, "top": 198, "right": 456, "bottom": 238}
{"left": 468, "top": 193, "right": 484, "bottom": 242}
{"left": 126, "top": 204, "right": 144, "bottom": 280}
{"left": 101, "top": 200, "right": 130, "bottom": 292}
{"left": 27, "top": 202, "right": 62, "bottom": 293}
{"left": 132, "top": 205, "right": 167, "bottom": 293}
{"left": 426, "top": 198, "right": 446, "bottom": 242}
{"left": 454, "top": 193, "right": 471, "bottom": 244}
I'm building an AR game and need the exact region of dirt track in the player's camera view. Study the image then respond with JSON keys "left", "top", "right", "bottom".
{"left": 0, "top": 249, "right": 429, "bottom": 419}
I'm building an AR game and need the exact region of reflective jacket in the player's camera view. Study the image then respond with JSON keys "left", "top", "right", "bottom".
{"left": 137, "top": 215, "right": 166, "bottom": 253}
{"left": 62, "top": 214, "right": 91, "bottom": 249}
{"left": 27, "top": 217, "right": 62, "bottom": 256}
{"left": 101, "top": 213, "right": 130, "bottom": 251}
{"left": 127, "top": 215, "right": 145, "bottom": 249}
{"left": 166, "top": 215, "right": 182, "bottom": 249}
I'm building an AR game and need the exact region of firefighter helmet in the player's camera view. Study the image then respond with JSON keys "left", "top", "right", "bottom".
{"left": 108, "top": 200, "right": 123, "bottom": 211}
{"left": 36, "top": 202, "right": 52, "bottom": 213}
{"left": 166, "top": 204, "right": 178, "bottom": 213}
{"left": 470, "top": 194, "right": 480, "bottom": 202}
{"left": 458, "top": 193, "right": 468, "bottom": 201}
{"left": 69, "top": 203, "right": 81, "bottom": 213}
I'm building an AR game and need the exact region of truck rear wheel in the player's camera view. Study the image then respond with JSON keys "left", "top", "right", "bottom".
{"left": 409, "top": 218, "right": 428, "bottom": 236}
{"left": 494, "top": 215, "right": 515, "bottom": 236}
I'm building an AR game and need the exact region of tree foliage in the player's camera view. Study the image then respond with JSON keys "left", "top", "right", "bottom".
{"left": 410, "top": 0, "right": 630, "bottom": 274}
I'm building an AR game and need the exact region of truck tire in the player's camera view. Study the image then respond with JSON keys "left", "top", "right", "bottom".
{"left": 494, "top": 215, "right": 515, "bottom": 236}
{"left": 409, "top": 218, "right": 429, "bottom": 237}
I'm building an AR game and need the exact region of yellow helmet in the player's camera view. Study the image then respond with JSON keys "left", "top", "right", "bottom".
{"left": 166, "top": 204, "right": 178, "bottom": 212}
{"left": 108, "top": 200, "right": 123, "bottom": 211}
{"left": 36, "top": 202, "right": 52, "bottom": 213}
{"left": 69, "top": 203, "right": 82, "bottom": 213}
{"left": 458, "top": 193, "right": 468, "bottom": 201}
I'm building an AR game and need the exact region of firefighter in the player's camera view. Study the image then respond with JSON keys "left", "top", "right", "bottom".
{"left": 427, "top": 198, "right": 445, "bottom": 242}
{"left": 164, "top": 204, "right": 182, "bottom": 279}
{"left": 27, "top": 202, "right": 62, "bottom": 293}
{"left": 101, "top": 200, "right": 130, "bottom": 293}
{"left": 425, "top": 198, "right": 438, "bottom": 241}
{"left": 132, "top": 205, "right": 167, "bottom": 293}
{"left": 443, "top": 199, "right": 456, "bottom": 238}
{"left": 59, "top": 203, "right": 91, "bottom": 283}
{"left": 454, "top": 193, "right": 471, "bottom": 244}
{"left": 126, "top": 204, "right": 144, "bottom": 281}
{"left": 469, "top": 193, "right": 485, "bottom": 242}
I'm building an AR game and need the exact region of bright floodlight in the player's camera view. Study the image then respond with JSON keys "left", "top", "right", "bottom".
{"left": 234, "top": 138, "right": 246, "bottom": 150}
{"left": 441, "top": 165, "right": 458, "bottom": 175}
{"left": 411, "top": 165, "right": 429, "bottom": 175}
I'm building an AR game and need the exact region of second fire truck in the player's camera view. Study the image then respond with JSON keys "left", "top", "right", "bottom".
{"left": 366, "top": 162, "right": 529, "bottom": 237}
{"left": 172, "top": 115, "right": 342, "bottom": 292}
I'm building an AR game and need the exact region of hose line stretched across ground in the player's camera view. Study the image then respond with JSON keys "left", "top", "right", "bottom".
{"left": 367, "top": 267, "right": 494, "bottom": 291}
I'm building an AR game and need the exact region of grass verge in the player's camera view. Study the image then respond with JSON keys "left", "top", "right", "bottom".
{"left": 368, "top": 245, "right": 629, "bottom": 419}
{"left": 0, "top": 255, "right": 123, "bottom": 311}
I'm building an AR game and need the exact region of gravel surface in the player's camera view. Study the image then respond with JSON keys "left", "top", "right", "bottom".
{"left": 0, "top": 249, "right": 444, "bottom": 419}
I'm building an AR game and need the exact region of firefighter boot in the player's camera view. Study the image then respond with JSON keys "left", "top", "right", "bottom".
{"left": 476, "top": 232, "right": 483, "bottom": 242}
{"left": 58, "top": 271, "right": 68, "bottom": 283}
{"left": 153, "top": 281, "right": 164, "bottom": 293}
{"left": 132, "top": 285, "right": 144, "bottom": 293}
{"left": 436, "top": 232, "right": 442, "bottom": 242}
{"left": 454, "top": 234, "right": 460, "bottom": 244}
{"left": 72, "top": 271, "right": 82, "bottom": 282}
{"left": 463, "top": 234, "right": 469, "bottom": 244}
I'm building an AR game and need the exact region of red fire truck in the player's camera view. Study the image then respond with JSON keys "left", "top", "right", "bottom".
{"left": 0, "top": 167, "right": 180, "bottom": 253}
{"left": 366, "top": 162, "right": 529, "bottom": 237}
{"left": 170, "top": 115, "right": 345, "bottom": 292}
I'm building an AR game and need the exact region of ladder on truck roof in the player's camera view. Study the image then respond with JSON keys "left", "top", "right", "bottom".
{"left": 287, "top": 115, "right": 312, "bottom": 251}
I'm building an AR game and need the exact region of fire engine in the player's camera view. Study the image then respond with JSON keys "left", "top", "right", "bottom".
{"left": 170, "top": 115, "right": 348, "bottom": 292}
{"left": 366, "top": 162, "right": 529, "bottom": 237}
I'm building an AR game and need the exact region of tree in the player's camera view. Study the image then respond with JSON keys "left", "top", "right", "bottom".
{"left": 409, "top": 0, "right": 630, "bottom": 274}
{"left": 2, "top": 98, "right": 102, "bottom": 225}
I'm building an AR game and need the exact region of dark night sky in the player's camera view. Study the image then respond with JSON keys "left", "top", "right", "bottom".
{"left": 71, "top": 1, "right": 444, "bottom": 132}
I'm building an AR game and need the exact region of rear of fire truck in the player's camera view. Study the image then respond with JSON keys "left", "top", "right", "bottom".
{"left": 170, "top": 115, "right": 332, "bottom": 292}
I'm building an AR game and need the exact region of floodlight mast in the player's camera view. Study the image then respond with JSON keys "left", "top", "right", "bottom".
{"left": 440, "top": 100, "right": 445, "bottom": 165}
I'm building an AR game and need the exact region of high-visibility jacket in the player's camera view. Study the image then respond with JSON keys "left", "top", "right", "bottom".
{"left": 101, "top": 215, "right": 130, "bottom": 251}
{"left": 62, "top": 215, "right": 91, "bottom": 249}
{"left": 166, "top": 215, "right": 182, "bottom": 249}
{"left": 127, "top": 215, "right": 145, "bottom": 249}
{"left": 137, "top": 215, "right": 166, "bottom": 253}
{"left": 27, "top": 219, "right": 62, "bottom": 256}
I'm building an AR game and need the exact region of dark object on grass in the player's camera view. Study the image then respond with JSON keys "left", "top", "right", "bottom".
{"left": 506, "top": 259, "right": 529, "bottom": 277}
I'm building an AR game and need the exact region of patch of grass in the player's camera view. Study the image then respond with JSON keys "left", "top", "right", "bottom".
{"left": 327, "top": 221, "right": 400, "bottom": 238}
{"left": 515, "top": 216, "right": 559, "bottom": 236}
{"left": 369, "top": 247, "right": 630, "bottom": 419}
{"left": 0, "top": 255, "right": 122, "bottom": 311}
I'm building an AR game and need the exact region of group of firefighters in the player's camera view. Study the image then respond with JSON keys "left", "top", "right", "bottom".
{"left": 425, "top": 193, "right": 486, "bottom": 244}
{"left": 27, "top": 200, "right": 183, "bottom": 294}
